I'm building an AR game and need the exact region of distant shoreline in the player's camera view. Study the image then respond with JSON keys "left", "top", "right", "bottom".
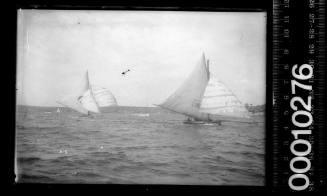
{"left": 245, "top": 104, "right": 265, "bottom": 113}
{"left": 16, "top": 105, "right": 157, "bottom": 109}
{"left": 17, "top": 104, "right": 266, "bottom": 114}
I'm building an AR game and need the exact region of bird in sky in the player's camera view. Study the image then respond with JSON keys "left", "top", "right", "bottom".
{"left": 121, "top": 69, "right": 131, "bottom": 76}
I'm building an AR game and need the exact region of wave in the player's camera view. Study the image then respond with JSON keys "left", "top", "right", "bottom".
{"left": 112, "top": 161, "right": 147, "bottom": 172}
{"left": 203, "top": 150, "right": 262, "bottom": 165}
{"left": 227, "top": 167, "right": 265, "bottom": 179}
{"left": 221, "top": 149, "right": 264, "bottom": 159}
{"left": 75, "top": 171, "right": 103, "bottom": 178}
{"left": 17, "top": 157, "right": 42, "bottom": 164}
{"left": 16, "top": 125, "right": 60, "bottom": 131}
{"left": 213, "top": 155, "right": 235, "bottom": 165}
{"left": 113, "top": 145, "right": 149, "bottom": 151}
{"left": 233, "top": 141, "right": 261, "bottom": 149}
{"left": 17, "top": 173, "right": 54, "bottom": 183}
{"left": 16, "top": 125, "right": 28, "bottom": 130}
{"left": 84, "top": 151, "right": 128, "bottom": 163}
{"left": 240, "top": 151, "right": 264, "bottom": 159}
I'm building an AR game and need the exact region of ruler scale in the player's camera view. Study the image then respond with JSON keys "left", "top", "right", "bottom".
{"left": 272, "top": 0, "right": 326, "bottom": 192}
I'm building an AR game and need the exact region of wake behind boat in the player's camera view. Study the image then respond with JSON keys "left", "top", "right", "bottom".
{"left": 157, "top": 53, "right": 263, "bottom": 125}
{"left": 131, "top": 113, "right": 150, "bottom": 117}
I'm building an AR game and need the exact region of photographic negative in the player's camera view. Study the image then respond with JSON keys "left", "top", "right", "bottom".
{"left": 16, "top": 10, "right": 266, "bottom": 185}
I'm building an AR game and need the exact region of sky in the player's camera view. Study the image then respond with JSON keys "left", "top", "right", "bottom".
{"left": 16, "top": 10, "right": 266, "bottom": 107}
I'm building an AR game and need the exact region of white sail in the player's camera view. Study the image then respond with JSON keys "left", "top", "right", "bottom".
{"left": 159, "top": 54, "right": 210, "bottom": 119}
{"left": 91, "top": 85, "right": 118, "bottom": 107}
{"left": 57, "top": 70, "right": 100, "bottom": 115}
{"left": 57, "top": 99, "right": 88, "bottom": 115}
{"left": 78, "top": 71, "right": 91, "bottom": 99}
{"left": 199, "top": 77, "right": 250, "bottom": 118}
{"left": 79, "top": 89, "right": 100, "bottom": 113}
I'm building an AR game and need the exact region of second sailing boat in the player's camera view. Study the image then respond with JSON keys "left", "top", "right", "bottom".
{"left": 157, "top": 53, "right": 259, "bottom": 124}
{"left": 57, "top": 70, "right": 117, "bottom": 117}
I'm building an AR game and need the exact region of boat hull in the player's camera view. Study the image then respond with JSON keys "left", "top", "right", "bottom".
{"left": 183, "top": 120, "right": 221, "bottom": 125}
{"left": 157, "top": 103, "right": 264, "bottom": 124}
{"left": 188, "top": 112, "right": 264, "bottom": 124}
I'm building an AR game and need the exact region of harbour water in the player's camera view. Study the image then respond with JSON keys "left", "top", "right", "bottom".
{"left": 15, "top": 105, "right": 265, "bottom": 185}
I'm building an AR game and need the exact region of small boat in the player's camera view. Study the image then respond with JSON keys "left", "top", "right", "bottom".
{"left": 57, "top": 70, "right": 118, "bottom": 117}
{"left": 183, "top": 117, "right": 221, "bottom": 125}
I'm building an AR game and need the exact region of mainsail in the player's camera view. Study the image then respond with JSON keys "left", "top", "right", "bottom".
{"left": 158, "top": 53, "right": 252, "bottom": 122}
{"left": 57, "top": 70, "right": 101, "bottom": 114}
{"left": 199, "top": 77, "right": 250, "bottom": 118}
{"left": 57, "top": 98, "right": 89, "bottom": 115}
{"left": 159, "top": 53, "right": 210, "bottom": 119}
{"left": 78, "top": 89, "right": 100, "bottom": 113}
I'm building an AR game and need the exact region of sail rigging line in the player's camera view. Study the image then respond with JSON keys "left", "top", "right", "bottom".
{"left": 155, "top": 104, "right": 202, "bottom": 120}
{"left": 208, "top": 72, "right": 245, "bottom": 109}
{"left": 200, "top": 74, "right": 251, "bottom": 118}
{"left": 211, "top": 77, "right": 243, "bottom": 105}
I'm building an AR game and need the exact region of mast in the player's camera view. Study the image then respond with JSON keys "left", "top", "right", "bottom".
{"left": 79, "top": 70, "right": 100, "bottom": 114}
{"left": 158, "top": 53, "right": 210, "bottom": 120}
{"left": 206, "top": 59, "right": 210, "bottom": 79}
{"left": 87, "top": 70, "right": 101, "bottom": 112}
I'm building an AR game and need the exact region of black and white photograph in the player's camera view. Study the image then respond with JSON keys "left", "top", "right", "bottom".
{"left": 16, "top": 10, "right": 266, "bottom": 185}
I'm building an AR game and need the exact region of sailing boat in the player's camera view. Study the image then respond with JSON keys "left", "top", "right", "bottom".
{"left": 57, "top": 70, "right": 117, "bottom": 117}
{"left": 56, "top": 108, "right": 61, "bottom": 113}
{"left": 157, "top": 53, "right": 258, "bottom": 124}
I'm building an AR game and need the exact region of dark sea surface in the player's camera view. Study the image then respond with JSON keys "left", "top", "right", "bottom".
{"left": 15, "top": 105, "right": 265, "bottom": 185}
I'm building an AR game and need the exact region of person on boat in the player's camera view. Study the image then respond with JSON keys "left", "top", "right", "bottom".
{"left": 207, "top": 114, "right": 222, "bottom": 125}
{"left": 80, "top": 111, "right": 94, "bottom": 118}
{"left": 77, "top": 96, "right": 83, "bottom": 102}
{"left": 187, "top": 117, "right": 196, "bottom": 122}
{"left": 87, "top": 111, "right": 95, "bottom": 118}
{"left": 207, "top": 114, "right": 213, "bottom": 122}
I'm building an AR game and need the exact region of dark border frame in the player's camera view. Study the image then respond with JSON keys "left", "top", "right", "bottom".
{"left": 8, "top": 0, "right": 272, "bottom": 194}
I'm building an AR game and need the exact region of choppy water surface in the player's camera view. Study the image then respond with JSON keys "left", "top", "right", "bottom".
{"left": 16, "top": 106, "right": 265, "bottom": 185}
